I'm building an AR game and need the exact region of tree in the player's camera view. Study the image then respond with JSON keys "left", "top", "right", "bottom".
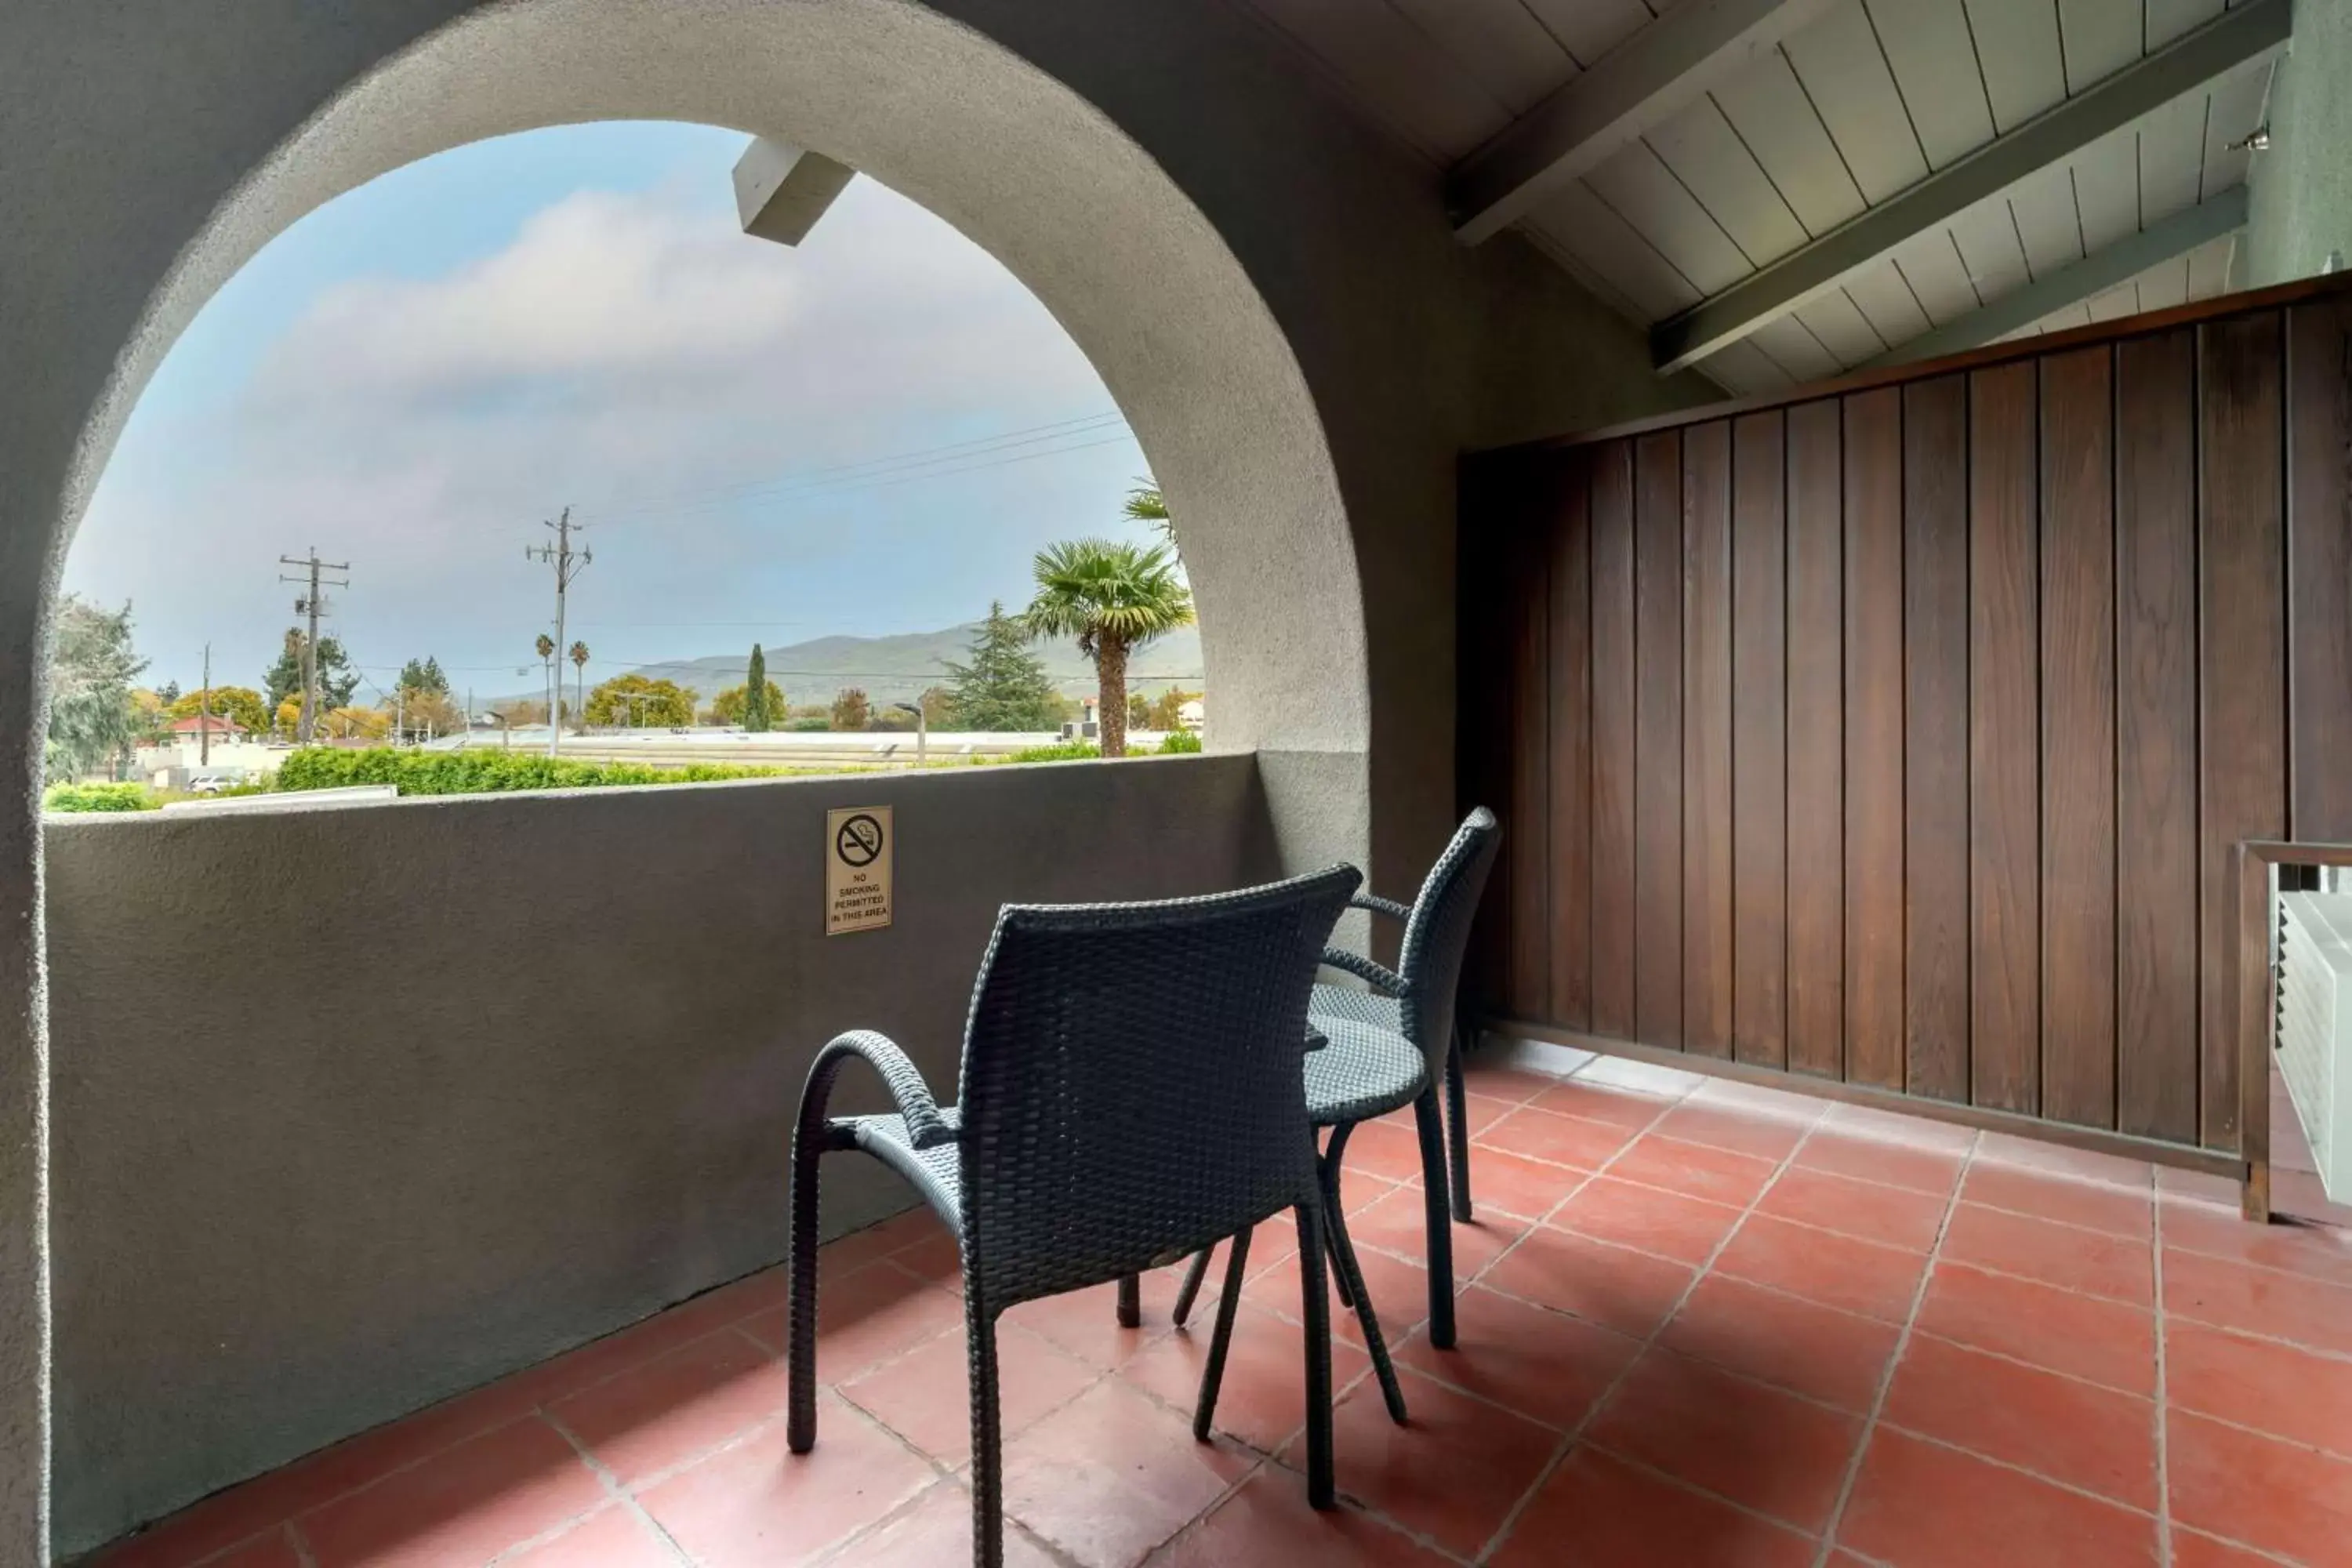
{"left": 942, "top": 601, "right": 1062, "bottom": 732}
{"left": 535, "top": 633, "right": 557, "bottom": 720}
{"left": 129, "top": 688, "right": 172, "bottom": 744}
{"left": 741, "top": 644, "right": 776, "bottom": 731}
{"left": 155, "top": 681, "right": 182, "bottom": 706}
{"left": 1128, "top": 691, "right": 1151, "bottom": 730}
{"left": 1021, "top": 539, "right": 1194, "bottom": 757}
{"left": 568, "top": 642, "right": 588, "bottom": 732}
{"left": 710, "top": 680, "right": 786, "bottom": 726}
{"left": 325, "top": 706, "right": 390, "bottom": 741}
{"left": 265, "top": 630, "right": 358, "bottom": 713}
{"left": 169, "top": 684, "right": 270, "bottom": 736}
{"left": 396, "top": 657, "right": 449, "bottom": 694}
{"left": 1123, "top": 479, "right": 1174, "bottom": 548}
{"left": 586, "top": 673, "right": 694, "bottom": 728}
{"left": 1145, "top": 687, "right": 1199, "bottom": 731}
{"left": 920, "top": 684, "right": 956, "bottom": 730}
{"left": 44, "top": 595, "right": 147, "bottom": 782}
{"left": 829, "top": 688, "right": 871, "bottom": 732}
{"left": 392, "top": 688, "right": 463, "bottom": 742}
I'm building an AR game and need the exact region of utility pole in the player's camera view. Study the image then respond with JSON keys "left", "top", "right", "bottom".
{"left": 524, "top": 509, "right": 590, "bottom": 760}
{"left": 278, "top": 547, "right": 350, "bottom": 743}
{"left": 198, "top": 643, "right": 212, "bottom": 767}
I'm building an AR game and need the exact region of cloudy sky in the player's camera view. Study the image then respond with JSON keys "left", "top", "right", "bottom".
{"left": 64, "top": 121, "right": 1157, "bottom": 700}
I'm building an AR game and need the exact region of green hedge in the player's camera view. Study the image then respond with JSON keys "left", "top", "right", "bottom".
{"left": 1157, "top": 731, "right": 1203, "bottom": 754}
{"left": 1008, "top": 742, "right": 1102, "bottom": 764}
{"left": 44, "top": 782, "right": 158, "bottom": 813}
{"left": 273, "top": 747, "right": 801, "bottom": 797}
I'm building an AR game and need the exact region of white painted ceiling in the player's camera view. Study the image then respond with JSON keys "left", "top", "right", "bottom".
{"left": 1231, "top": 0, "right": 2273, "bottom": 393}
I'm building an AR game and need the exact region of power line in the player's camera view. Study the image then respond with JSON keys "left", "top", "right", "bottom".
{"left": 278, "top": 547, "right": 350, "bottom": 743}
{"left": 524, "top": 509, "right": 589, "bottom": 759}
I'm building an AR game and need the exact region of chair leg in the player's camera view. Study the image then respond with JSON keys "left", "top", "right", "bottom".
{"left": 1414, "top": 1088, "right": 1457, "bottom": 1350}
{"left": 1172, "top": 1243, "right": 1217, "bottom": 1327}
{"left": 1322, "top": 1155, "right": 1406, "bottom": 1425}
{"left": 1446, "top": 1024, "right": 1475, "bottom": 1224}
{"left": 966, "top": 1300, "right": 1004, "bottom": 1568}
{"left": 1321, "top": 1123, "right": 1355, "bottom": 1310}
{"left": 1192, "top": 1226, "right": 1254, "bottom": 1440}
{"left": 1116, "top": 1273, "right": 1142, "bottom": 1329}
{"left": 1294, "top": 1201, "right": 1335, "bottom": 1511}
{"left": 786, "top": 1138, "right": 824, "bottom": 1454}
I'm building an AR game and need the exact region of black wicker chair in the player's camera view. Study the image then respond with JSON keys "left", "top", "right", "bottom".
{"left": 786, "top": 866, "right": 1361, "bottom": 1568}
{"left": 1175, "top": 809, "right": 1500, "bottom": 1404}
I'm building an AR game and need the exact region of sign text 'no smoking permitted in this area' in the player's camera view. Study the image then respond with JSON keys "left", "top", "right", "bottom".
{"left": 826, "top": 805, "right": 893, "bottom": 935}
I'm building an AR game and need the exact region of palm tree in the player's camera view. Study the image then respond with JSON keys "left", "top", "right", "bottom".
{"left": 535, "top": 633, "right": 556, "bottom": 728}
{"left": 1123, "top": 479, "right": 1174, "bottom": 547}
{"left": 1022, "top": 539, "right": 1193, "bottom": 758}
{"left": 569, "top": 641, "right": 589, "bottom": 732}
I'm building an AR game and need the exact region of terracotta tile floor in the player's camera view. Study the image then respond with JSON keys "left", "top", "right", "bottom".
{"left": 88, "top": 1052, "right": 2352, "bottom": 1568}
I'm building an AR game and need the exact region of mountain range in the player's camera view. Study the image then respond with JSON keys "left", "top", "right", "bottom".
{"left": 545, "top": 622, "right": 1204, "bottom": 709}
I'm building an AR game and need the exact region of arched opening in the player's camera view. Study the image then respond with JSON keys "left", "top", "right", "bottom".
{"left": 60, "top": 120, "right": 1203, "bottom": 781}
{"left": 48, "top": 0, "right": 1367, "bottom": 780}
{"left": 14, "top": 4, "right": 1372, "bottom": 1554}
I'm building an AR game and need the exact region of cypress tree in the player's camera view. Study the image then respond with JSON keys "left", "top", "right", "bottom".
{"left": 743, "top": 644, "right": 773, "bottom": 731}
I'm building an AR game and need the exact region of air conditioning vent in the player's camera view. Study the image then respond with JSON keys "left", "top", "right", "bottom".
{"left": 2275, "top": 892, "right": 2352, "bottom": 1203}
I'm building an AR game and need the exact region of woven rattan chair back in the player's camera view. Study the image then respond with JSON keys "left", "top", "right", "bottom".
{"left": 1395, "top": 808, "right": 1501, "bottom": 1085}
{"left": 952, "top": 865, "right": 1359, "bottom": 1311}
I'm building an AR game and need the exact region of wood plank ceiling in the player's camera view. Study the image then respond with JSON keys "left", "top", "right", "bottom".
{"left": 1232, "top": 0, "right": 2275, "bottom": 393}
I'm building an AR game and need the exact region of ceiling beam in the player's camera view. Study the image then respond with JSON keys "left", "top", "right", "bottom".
{"left": 1868, "top": 187, "right": 2249, "bottom": 367}
{"left": 733, "top": 139, "right": 856, "bottom": 248}
{"left": 1649, "top": 0, "right": 2290, "bottom": 373}
{"left": 1447, "top": 0, "right": 1838, "bottom": 245}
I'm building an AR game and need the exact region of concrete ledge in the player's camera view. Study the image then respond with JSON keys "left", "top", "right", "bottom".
{"left": 44, "top": 752, "right": 1276, "bottom": 1554}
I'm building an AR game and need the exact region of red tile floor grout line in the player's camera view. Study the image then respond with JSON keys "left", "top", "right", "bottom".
{"left": 535, "top": 1407, "right": 694, "bottom": 1566}
{"left": 2153, "top": 1194, "right": 2176, "bottom": 1568}
{"left": 1467, "top": 1077, "right": 1828, "bottom": 1563}
{"left": 1802, "top": 1128, "right": 1975, "bottom": 1568}
{"left": 78, "top": 1050, "right": 2352, "bottom": 1568}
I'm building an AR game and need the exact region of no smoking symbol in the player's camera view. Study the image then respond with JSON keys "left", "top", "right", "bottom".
{"left": 836, "top": 812, "right": 885, "bottom": 868}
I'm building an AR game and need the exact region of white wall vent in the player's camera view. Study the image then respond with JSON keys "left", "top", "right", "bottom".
{"left": 2275, "top": 891, "right": 2352, "bottom": 1203}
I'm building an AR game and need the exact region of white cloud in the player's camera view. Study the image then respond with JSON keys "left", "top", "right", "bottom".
{"left": 69, "top": 162, "right": 1147, "bottom": 691}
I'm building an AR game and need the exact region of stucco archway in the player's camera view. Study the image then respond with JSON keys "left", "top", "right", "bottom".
{"left": 3, "top": 0, "right": 1381, "bottom": 1555}
{"left": 49, "top": 0, "right": 1371, "bottom": 771}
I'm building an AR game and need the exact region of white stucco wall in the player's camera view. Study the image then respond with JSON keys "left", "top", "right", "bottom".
{"left": 2, "top": 2, "right": 1712, "bottom": 1555}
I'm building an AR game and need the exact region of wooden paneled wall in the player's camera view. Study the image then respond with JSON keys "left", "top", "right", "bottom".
{"left": 1461, "top": 285, "right": 2352, "bottom": 1154}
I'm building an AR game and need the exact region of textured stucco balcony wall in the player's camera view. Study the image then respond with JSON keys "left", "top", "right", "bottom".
{"left": 41, "top": 757, "right": 1279, "bottom": 1554}
{"left": 2, "top": 1, "right": 1714, "bottom": 1555}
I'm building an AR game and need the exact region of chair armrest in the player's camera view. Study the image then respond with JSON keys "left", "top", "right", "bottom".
{"left": 800, "top": 1029, "right": 956, "bottom": 1149}
{"left": 1320, "top": 948, "right": 1409, "bottom": 997}
{"left": 1349, "top": 894, "right": 1414, "bottom": 924}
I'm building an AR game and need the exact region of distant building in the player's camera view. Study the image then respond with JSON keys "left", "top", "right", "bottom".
{"left": 1178, "top": 699, "right": 1204, "bottom": 731}
{"left": 169, "top": 713, "right": 249, "bottom": 742}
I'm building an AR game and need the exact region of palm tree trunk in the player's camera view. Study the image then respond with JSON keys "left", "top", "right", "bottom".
{"left": 1098, "top": 635, "right": 1130, "bottom": 758}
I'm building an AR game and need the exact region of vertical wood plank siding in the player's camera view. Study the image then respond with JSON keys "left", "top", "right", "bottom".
{"left": 1461, "top": 292, "right": 2330, "bottom": 1156}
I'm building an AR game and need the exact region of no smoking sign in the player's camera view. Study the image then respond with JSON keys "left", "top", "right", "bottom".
{"left": 825, "top": 805, "right": 894, "bottom": 935}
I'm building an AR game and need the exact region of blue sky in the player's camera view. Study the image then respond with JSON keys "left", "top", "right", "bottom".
{"left": 64, "top": 122, "right": 1155, "bottom": 700}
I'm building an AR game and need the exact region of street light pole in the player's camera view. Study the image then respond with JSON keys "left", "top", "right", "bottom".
{"left": 891, "top": 701, "right": 927, "bottom": 765}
